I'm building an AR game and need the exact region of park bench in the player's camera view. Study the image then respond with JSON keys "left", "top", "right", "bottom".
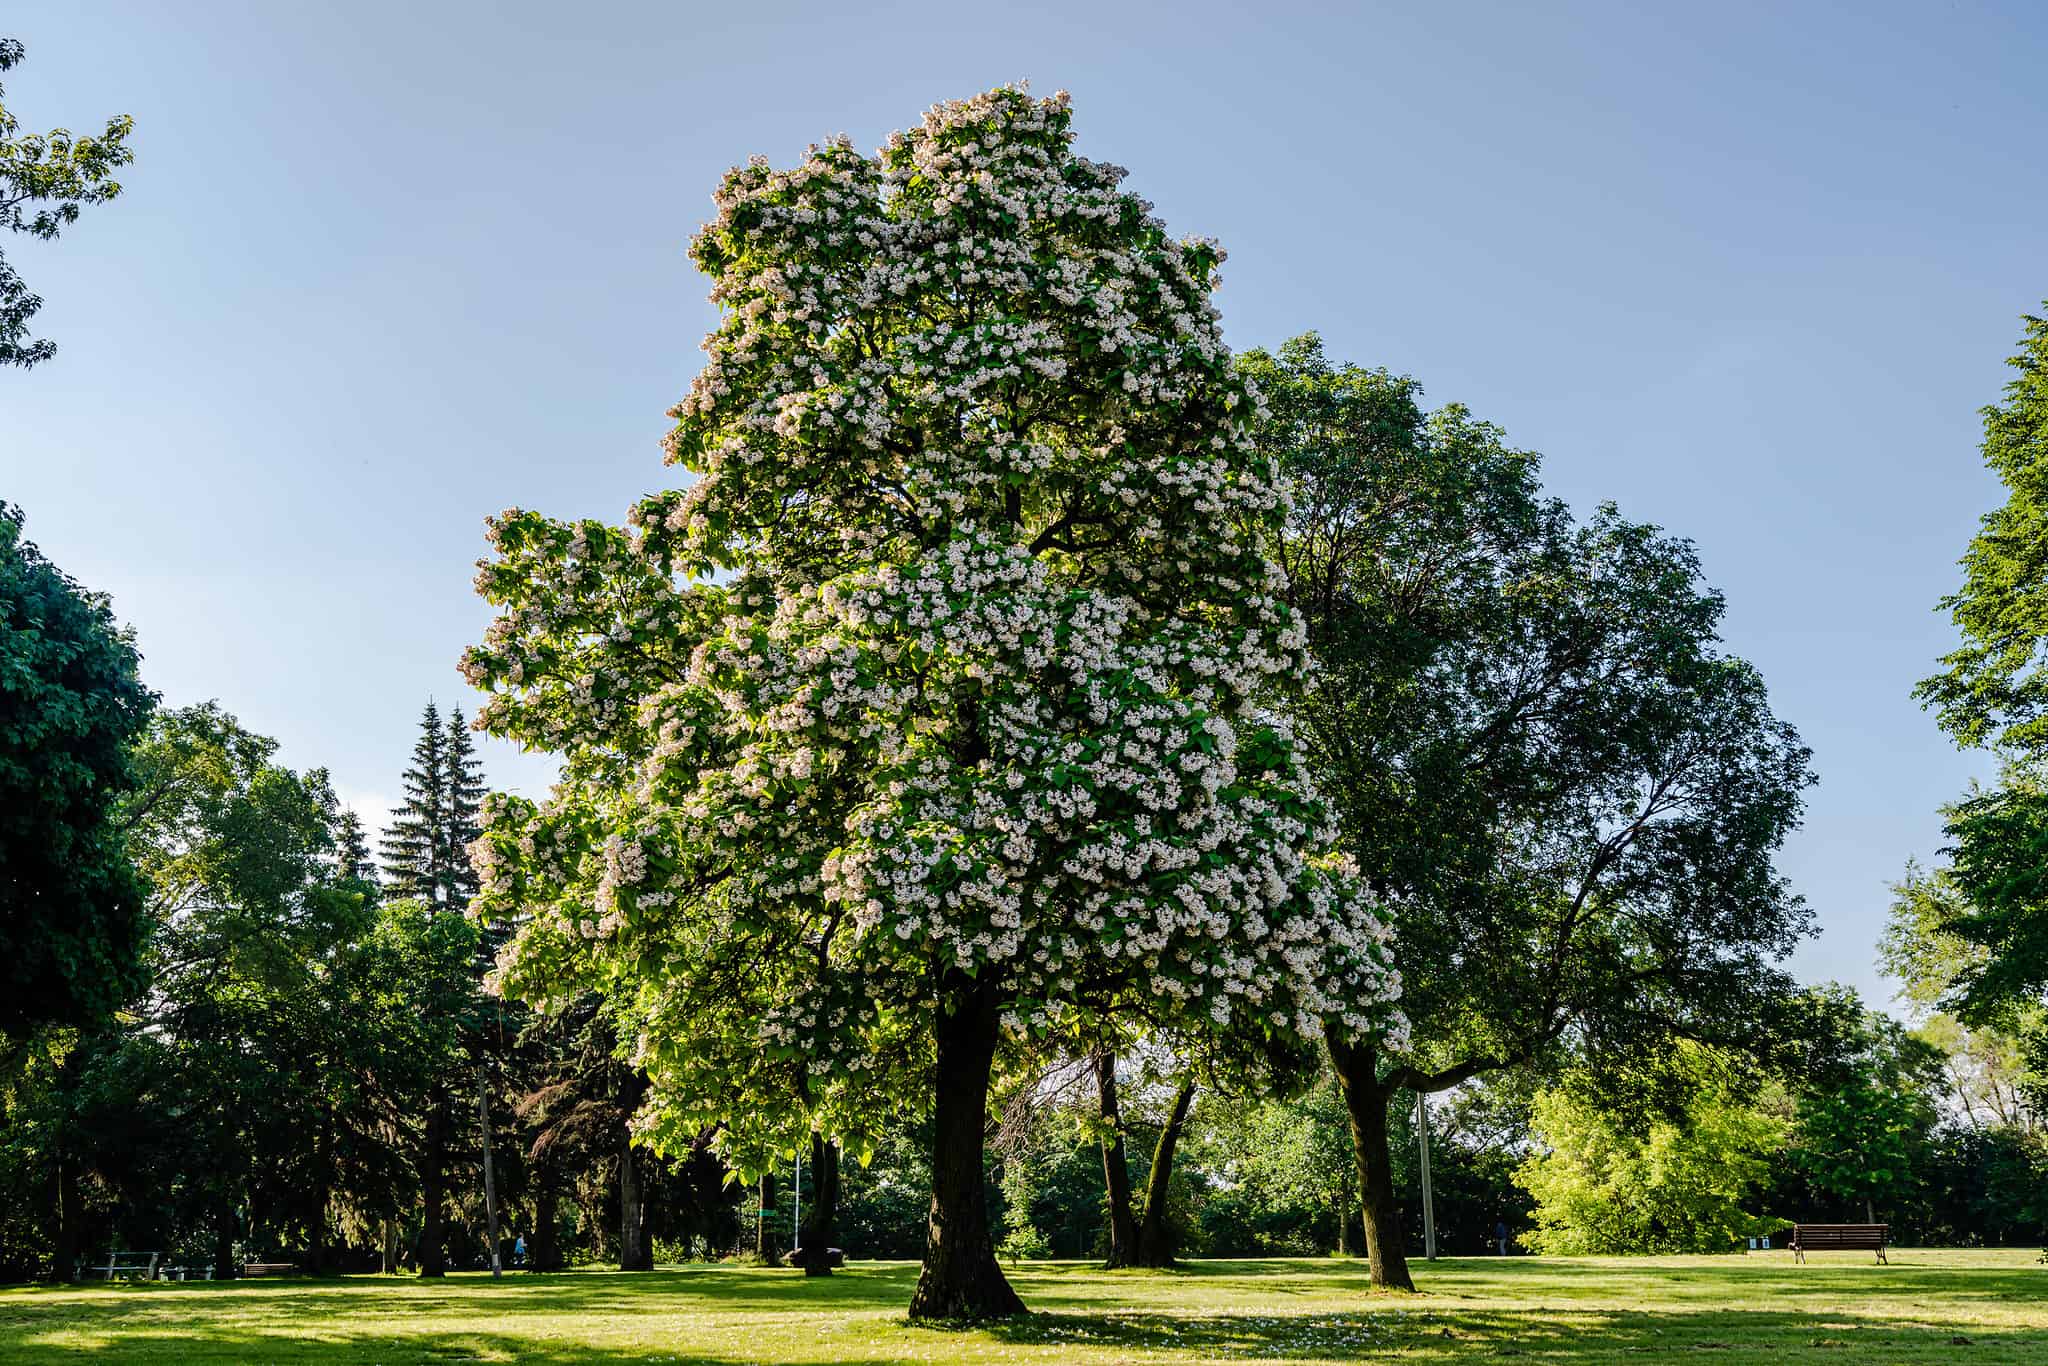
{"left": 239, "top": 1262, "right": 298, "bottom": 1277}
{"left": 93, "top": 1251, "right": 160, "bottom": 1282}
{"left": 1789, "top": 1224, "right": 1889, "bottom": 1264}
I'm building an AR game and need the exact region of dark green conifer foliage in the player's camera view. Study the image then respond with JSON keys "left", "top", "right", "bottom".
{"left": 380, "top": 702, "right": 449, "bottom": 908}
{"left": 334, "top": 807, "right": 378, "bottom": 898}
{"left": 443, "top": 707, "right": 485, "bottom": 911}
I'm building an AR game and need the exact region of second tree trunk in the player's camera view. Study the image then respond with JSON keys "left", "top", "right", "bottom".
{"left": 796, "top": 1132, "right": 840, "bottom": 1276}
{"left": 1328, "top": 1030, "right": 1416, "bottom": 1292}
{"left": 1095, "top": 1051, "right": 1140, "bottom": 1267}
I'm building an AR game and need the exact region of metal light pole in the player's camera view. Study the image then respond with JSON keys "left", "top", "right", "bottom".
{"left": 1416, "top": 1090, "right": 1437, "bottom": 1261}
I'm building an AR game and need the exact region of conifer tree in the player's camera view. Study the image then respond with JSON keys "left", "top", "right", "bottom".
{"left": 380, "top": 701, "right": 448, "bottom": 907}
{"left": 443, "top": 707, "right": 486, "bottom": 911}
{"left": 334, "top": 808, "right": 378, "bottom": 896}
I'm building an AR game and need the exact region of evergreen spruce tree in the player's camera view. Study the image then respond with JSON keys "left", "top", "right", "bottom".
{"left": 380, "top": 701, "right": 449, "bottom": 907}
{"left": 442, "top": 707, "right": 485, "bottom": 911}
{"left": 334, "top": 808, "right": 378, "bottom": 897}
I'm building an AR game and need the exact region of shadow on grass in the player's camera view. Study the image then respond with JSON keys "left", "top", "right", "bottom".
{"left": 981, "top": 1292, "right": 2048, "bottom": 1360}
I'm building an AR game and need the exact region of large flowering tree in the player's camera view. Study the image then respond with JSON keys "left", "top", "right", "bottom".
{"left": 463, "top": 86, "right": 1401, "bottom": 1319}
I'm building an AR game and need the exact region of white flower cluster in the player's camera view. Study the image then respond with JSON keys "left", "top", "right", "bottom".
{"left": 460, "top": 86, "right": 1404, "bottom": 1158}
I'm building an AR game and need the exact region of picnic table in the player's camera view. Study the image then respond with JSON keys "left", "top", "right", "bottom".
{"left": 1789, "top": 1223, "right": 1889, "bottom": 1264}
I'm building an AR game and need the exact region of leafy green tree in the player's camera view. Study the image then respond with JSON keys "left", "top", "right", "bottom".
{"left": 1193, "top": 1069, "right": 1356, "bottom": 1253}
{"left": 1919, "top": 308, "right": 2048, "bottom": 754}
{"left": 0, "top": 502, "right": 154, "bottom": 1043}
{"left": 320, "top": 897, "right": 474, "bottom": 1272}
{"left": 117, "top": 706, "right": 366, "bottom": 1274}
{"left": 1783, "top": 987, "right": 1943, "bottom": 1226}
{"left": 1245, "top": 335, "right": 1815, "bottom": 1289}
{"left": 1882, "top": 862, "right": 2040, "bottom": 1131}
{"left": 0, "top": 38, "right": 135, "bottom": 368}
{"left": 514, "top": 996, "right": 659, "bottom": 1272}
{"left": 463, "top": 88, "right": 1401, "bottom": 1318}
{"left": 1515, "top": 1048, "right": 1786, "bottom": 1254}
{"left": 1911, "top": 308, "right": 2048, "bottom": 1106}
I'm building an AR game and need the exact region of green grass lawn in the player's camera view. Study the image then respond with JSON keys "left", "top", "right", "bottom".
{"left": 1, "top": 1249, "right": 2040, "bottom": 1364}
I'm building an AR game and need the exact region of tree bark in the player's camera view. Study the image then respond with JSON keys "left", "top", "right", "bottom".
{"left": 1094, "top": 1050, "right": 1140, "bottom": 1268}
{"left": 307, "top": 1192, "right": 329, "bottom": 1275}
{"left": 1328, "top": 1030, "right": 1415, "bottom": 1292}
{"left": 213, "top": 1205, "right": 237, "bottom": 1281}
{"left": 907, "top": 975, "right": 1025, "bottom": 1320}
{"left": 52, "top": 1153, "right": 84, "bottom": 1282}
{"left": 796, "top": 1132, "right": 840, "bottom": 1276}
{"left": 587, "top": 1187, "right": 613, "bottom": 1263}
{"left": 307, "top": 1114, "right": 335, "bottom": 1274}
{"left": 419, "top": 1095, "right": 448, "bottom": 1278}
{"left": 531, "top": 1184, "right": 562, "bottom": 1272}
{"left": 380, "top": 1221, "right": 398, "bottom": 1275}
{"left": 620, "top": 1132, "right": 652, "bottom": 1270}
{"left": 1132, "top": 1079, "right": 1196, "bottom": 1267}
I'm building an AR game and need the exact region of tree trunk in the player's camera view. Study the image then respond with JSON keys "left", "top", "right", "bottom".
{"left": 52, "top": 1153, "right": 84, "bottom": 1282}
{"left": 907, "top": 975, "right": 1025, "bottom": 1320}
{"left": 1094, "top": 1051, "right": 1140, "bottom": 1268}
{"left": 796, "top": 1133, "right": 840, "bottom": 1276}
{"left": 380, "top": 1221, "right": 398, "bottom": 1275}
{"left": 531, "top": 1184, "right": 562, "bottom": 1272}
{"left": 1132, "top": 1079, "right": 1196, "bottom": 1267}
{"left": 1328, "top": 1030, "right": 1415, "bottom": 1292}
{"left": 307, "top": 1114, "right": 334, "bottom": 1274}
{"left": 419, "top": 1095, "right": 448, "bottom": 1278}
{"left": 213, "top": 1205, "right": 237, "bottom": 1281}
{"left": 620, "top": 1132, "right": 652, "bottom": 1271}
{"left": 307, "top": 1192, "right": 330, "bottom": 1275}
{"left": 1865, "top": 1196, "right": 1875, "bottom": 1226}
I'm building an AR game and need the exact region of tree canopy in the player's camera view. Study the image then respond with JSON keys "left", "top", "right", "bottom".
{"left": 1913, "top": 309, "right": 2048, "bottom": 1077}
{"left": 0, "top": 501, "right": 154, "bottom": 1040}
{"left": 1243, "top": 333, "right": 1816, "bottom": 1288}
{"left": 463, "top": 87, "right": 1401, "bottom": 1318}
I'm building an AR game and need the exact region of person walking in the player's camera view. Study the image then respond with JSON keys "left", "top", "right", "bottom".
{"left": 1495, "top": 1220, "right": 1509, "bottom": 1256}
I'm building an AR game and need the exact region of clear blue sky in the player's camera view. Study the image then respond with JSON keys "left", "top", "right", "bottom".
{"left": 6, "top": 1, "right": 2044, "bottom": 1006}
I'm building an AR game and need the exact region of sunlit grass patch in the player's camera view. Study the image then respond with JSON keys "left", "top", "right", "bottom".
{"left": 1, "top": 1249, "right": 2041, "bottom": 1364}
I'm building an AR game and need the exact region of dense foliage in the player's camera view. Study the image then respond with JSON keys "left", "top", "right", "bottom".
{"left": 1914, "top": 310, "right": 2048, "bottom": 1067}
{"left": 1515, "top": 1050, "right": 1786, "bottom": 1256}
{"left": 0, "top": 502, "right": 153, "bottom": 1040}
{"left": 1245, "top": 334, "right": 1816, "bottom": 1288}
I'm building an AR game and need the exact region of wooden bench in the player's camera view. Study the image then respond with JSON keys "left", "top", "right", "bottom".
{"left": 1790, "top": 1223, "right": 1888, "bottom": 1263}
{"left": 239, "top": 1262, "right": 298, "bottom": 1278}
